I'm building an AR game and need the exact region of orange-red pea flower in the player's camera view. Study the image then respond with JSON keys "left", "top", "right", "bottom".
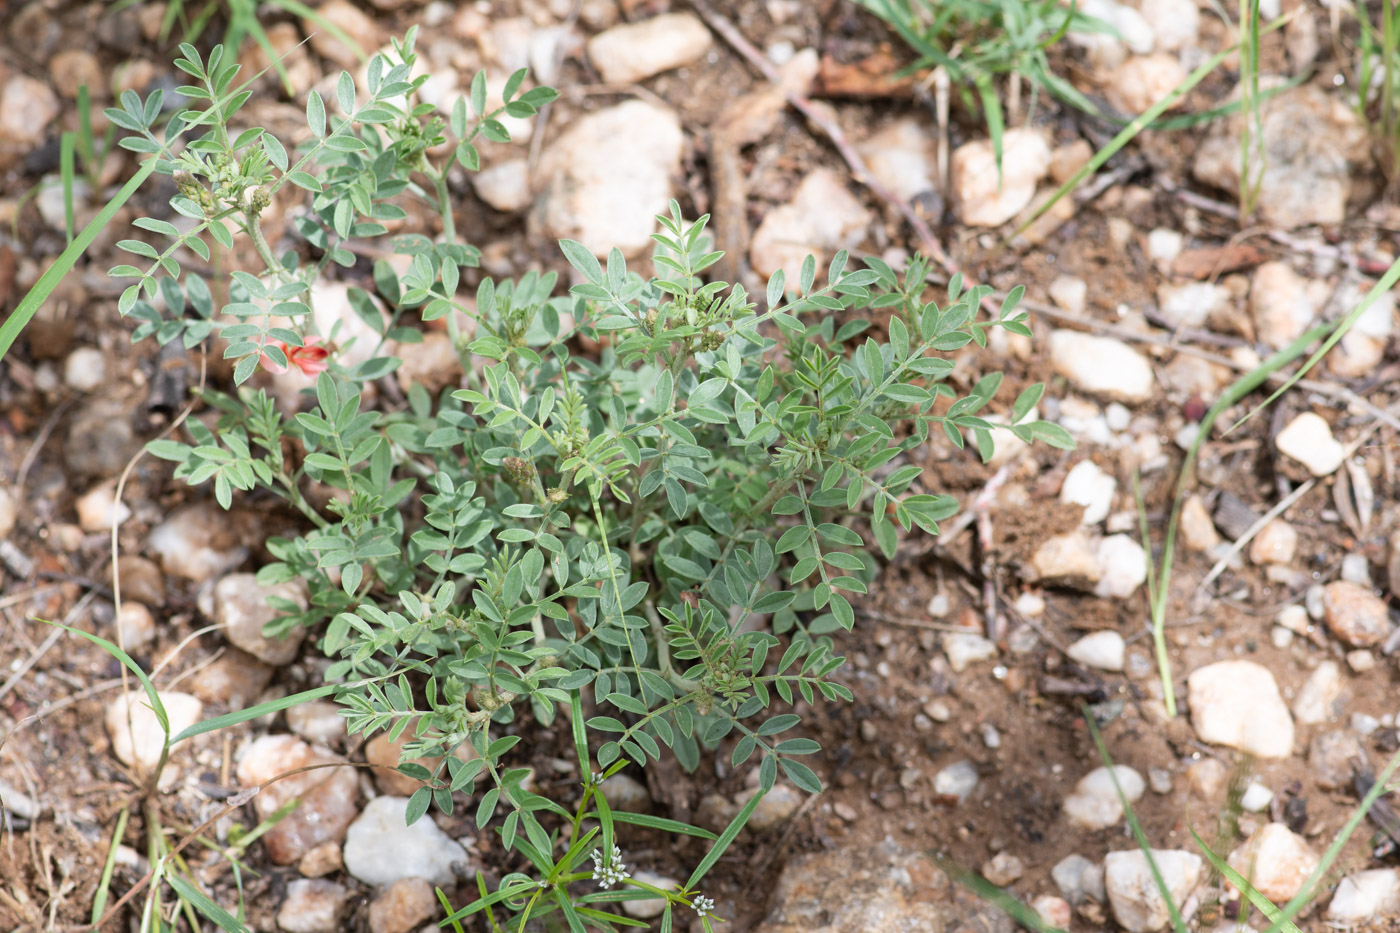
{"left": 261, "top": 335, "right": 331, "bottom": 376}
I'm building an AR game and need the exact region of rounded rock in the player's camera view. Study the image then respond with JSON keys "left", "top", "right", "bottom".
{"left": 1067, "top": 631, "right": 1126, "bottom": 672}
{"left": 1322, "top": 580, "right": 1390, "bottom": 648}
{"left": 1187, "top": 660, "right": 1294, "bottom": 758}
{"left": 342, "top": 795, "right": 469, "bottom": 887}
{"left": 586, "top": 13, "right": 712, "bottom": 85}
{"left": 1063, "top": 765, "right": 1145, "bottom": 831}
{"left": 1276, "top": 412, "right": 1344, "bottom": 477}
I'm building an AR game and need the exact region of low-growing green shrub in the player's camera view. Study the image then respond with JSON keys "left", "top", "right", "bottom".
{"left": 100, "top": 27, "right": 1070, "bottom": 930}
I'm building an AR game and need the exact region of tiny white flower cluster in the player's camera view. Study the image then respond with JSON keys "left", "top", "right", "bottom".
{"left": 692, "top": 894, "right": 715, "bottom": 918}
{"left": 590, "top": 845, "right": 629, "bottom": 889}
{"left": 590, "top": 770, "right": 603, "bottom": 784}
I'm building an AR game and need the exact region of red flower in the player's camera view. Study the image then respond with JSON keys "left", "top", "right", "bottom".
{"left": 262, "top": 335, "right": 331, "bottom": 376}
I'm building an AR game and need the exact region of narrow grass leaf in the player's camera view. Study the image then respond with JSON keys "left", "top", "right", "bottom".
{"left": 686, "top": 789, "right": 764, "bottom": 888}
{"left": 0, "top": 159, "right": 156, "bottom": 361}
{"left": 1190, "top": 828, "right": 1302, "bottom": 933}
{"left": 1085, "top": 709, "right": 1189, "bottom": 933}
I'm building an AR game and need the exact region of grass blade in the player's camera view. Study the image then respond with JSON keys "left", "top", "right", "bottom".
{"left": 169, "top": 680, "right": 354, "bottom": 746}
{"left": 686, "top": 788, "right": 764, "bottom": 888}
{"left": 1190, "top": 827, "right": 1303, "bottom": 933}
{"left": 166, "top": 872, "right": 248, "bottom": 933}
{"left": 1229, "top": 253, "right": 1400, "bottom": 433}
{"left": 1263, "top": 745, "right": 1400, "bottom": 933}
{"left": 45, "top": 620, "right": 167, "bottom": 734}
{"left": 1084, "top": 708, "right": 1189, "bottom": 933}
{"left": 1139, "top": 320, "right": 1332, "bottom": 716}
{"left": 1011, "top": 15, "right": 1290, "bottom": 241}
{"left": 931, "top": 852, "right": 1069, "bottom": 932}
{"left": 60, "top": 132, "right": 76, "bottom": 246}
{"left": 0, "top": 158, "right": 157, "bottom": 361}
{"left": 90, "top": 805, "right": 130, "bottom": 925}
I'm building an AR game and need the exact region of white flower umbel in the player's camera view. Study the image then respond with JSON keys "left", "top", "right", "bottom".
{"left": 590, "top": 845, "right": 629, "bottom": 889}
{"left": 692, "top": 894, "right": 715, "bottom": 918}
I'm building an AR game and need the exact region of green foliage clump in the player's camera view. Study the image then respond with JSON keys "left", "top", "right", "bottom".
{"left": 103, "top": 27, "right": 1069, "bottom": 930}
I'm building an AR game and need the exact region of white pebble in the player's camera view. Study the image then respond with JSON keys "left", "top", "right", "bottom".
{"left": 1239, "top": 781, "right": 1274, "bottom": 812}
{"left": 1061, "top": 460, "right": 1117, "bottom": 526}
{"left": 933, "top": 760, "right": 979, "bottom": 801}
{"left": 64, "top": 347, "right": 106, "bottom": 392}
{"left": 944, "top": 632, "right": 997, "bottom": 672}
{"left": 1067, "top": 630, "right": 1126, "bottom": 672}
{"left": 1063, "top": 766, "right": 1145, "bottom": 830}
{"left": 1276, "top": 412, "right": 1345, "bottom": 476}
{"left": 1341, "top": 553, "right": 1372, "bottom": 585}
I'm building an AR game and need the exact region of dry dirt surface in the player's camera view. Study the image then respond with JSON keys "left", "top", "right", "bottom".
{"left": 4, "top": 0, "right": 1400, "bottom": 931}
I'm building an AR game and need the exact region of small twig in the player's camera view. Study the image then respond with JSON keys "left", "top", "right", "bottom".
{"left": 14, "top": 396, "right": 76, "bottom": 500}
{"left": 687, "top": 0, "right": 952, "bottom": 270}
{"left": 0, "top": 591, "right": 98, "bottom": 706}
{"left": 1193, "top": 478, "right": 1316, "bottom": 599}
{"left": 1194, "top": 427, "right": 1387, "bottom": 598}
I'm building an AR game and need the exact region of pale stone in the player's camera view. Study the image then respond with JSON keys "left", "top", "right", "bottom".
{"left": 738, "top": 782, "right": 803, "bottom": 831}
{"left": 1227, "top": 823, "right": 1318, "bottom": 903}
{"left": 943, "top": 632, "right": 998, "bottom": 672}
{"left": 1249, "top": 519, "right": 1298, "bottom": 565}
{"left": 1067, "top": 631, "right": 1126, "bottom": 672}
{"left": 0, "top": 75, "right": 60, "bottom": 151}
{"left": 1187, "top": 660, "right": 1294, "bottom": 758}
{"left": 1322, "top": 580, "right": 1391, "bottom": 647}
{"left": 106, "top": 690, "right": 203, "bottom": 775}
{"left": 857, "top": 117, "right": 936, "bottom": 202}
{"left": 1142, "top": 0, "right": 1200, "bottom": 51}
{"left": 1193, "top": 84, "right": 1369, "bottom": 230}
{"left": 622, "top": 871, "right": 678, "bottom": 918}
{"left": 1094, "top": 534, "right": 1147, "bottom": 600}
{"left": 950, "top": 129, "right": 1051, "bottom": 227}
{"left": 536, "top": 101, "right": 683, "bottom": 258}
{"left": 1031, "top": 531, "right": 1101, "bottom": 587}
{"left": 1105, "top": 849, "right": 1203, "bottom": 933}
{"left": 1156, "top": 281, "right": 1227, "bottom": 330}
{"left": 213, "top": 573, "right": 307, "bottom": 666}
{"left": 76, "top": 481, "right": 131, "bottom": 532}
{"left": 1049, "top": 331, "right": 1155, "bottom": 403}
{"left": 1276, "top": 412, "right": 1344, "bottom": 476}
{"left": 1063, "top": 765, "right": 1145, "bottom": 830}
{"left": 367, "top": 877, "right": 436, "bottom": 933}
{"left": 1251, "top": 262, "right": 1321, "bottom": 350}
{"left": 147, "top": 504, "right": 248, "bottom": 582}
{"left": 749, "top": 168, "right": 872, "bottom": 286}
{"left": 277, "top": 879, "right": 349, "bottom": 933}
{"left": 1327, "top": 869, "right": 1400, "bottom": 923}
{"left": 342, "top": 795, "right": 469, "bottom": 886}
{"left": 1293, "top": 660, "right": 1342, "bottom": 724}
{"left": 473, "top": 158, "right": 532, "bottom": 212}
{"left": 1061, "top": 460, "right": 1116, "bottom": 526}
{"left": 586, "top": 13, "right": 712, "bottom": 84}
{"left": 1107, "top": 54, "right": 1188, "bottom": 115}
{"left": 237, "top": 735, "right": 360, "bottom": 865}
{"left": 304, "top": 0, "right": 381, "bottom": 69}
{"left": 1049, "top": 140, "right": 1093, "bottom": 185}
{"left": 1048, "top": 275, "right": 1087, "bottom": 315}
{"left": 1179, "top": 495, "right": 1220, "bottom": 552}
{"left": 64, "top": 346, "right": 107, "bottom": 391}
{"left": 115, "top": 602, "right": 156, "bottom": 651}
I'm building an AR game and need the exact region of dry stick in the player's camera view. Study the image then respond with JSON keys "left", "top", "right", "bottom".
{"left": 13, "top": 395, "right": 76, "bottom": 500}
{"left": 74, "top": 761, "right": 368, "bottom": 933}
{"left": 687, "top": 0, "right": 953, "bottom": 272}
